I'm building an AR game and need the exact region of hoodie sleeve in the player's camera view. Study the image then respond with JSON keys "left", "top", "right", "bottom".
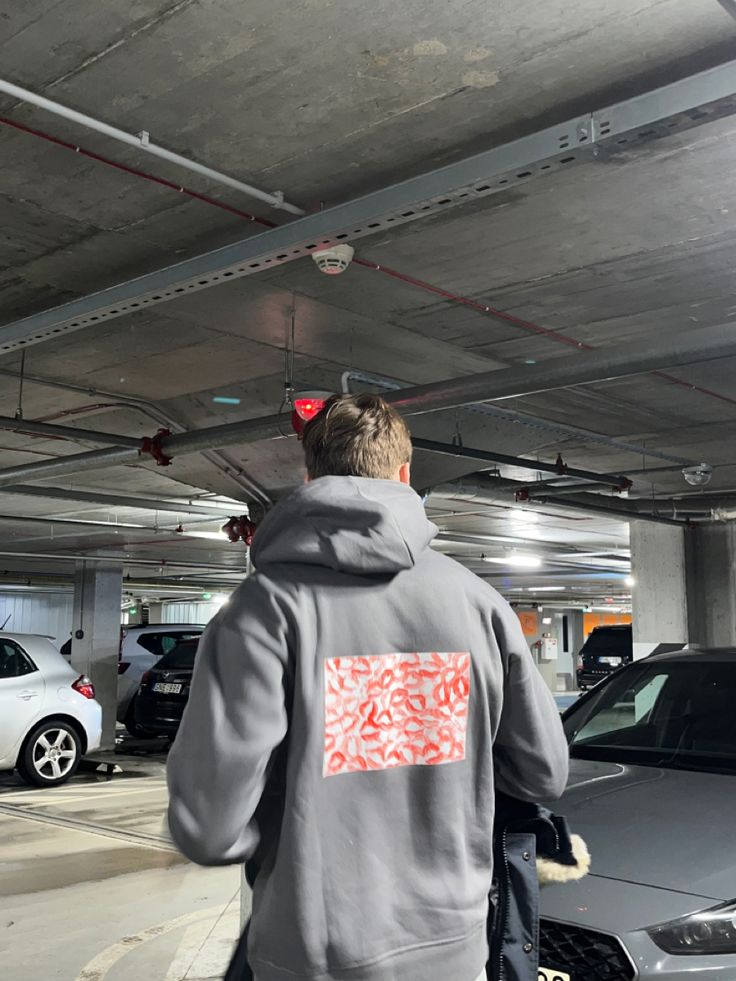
{"left": 491, "top": 601, "right": 569, "bottom": 801}
{"left": 167, "top": 577, "right": 290, "bottom": 865}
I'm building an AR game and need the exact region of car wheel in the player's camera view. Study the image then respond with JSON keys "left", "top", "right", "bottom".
{"left": 124, "top": 696, "right": 156, "bottom": 739}
{"left": 17, "top": 721, "right": 81, "bottom": 787}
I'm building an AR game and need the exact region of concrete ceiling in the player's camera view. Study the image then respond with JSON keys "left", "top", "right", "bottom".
{"left": 2, "top": 0, "right": 736, "bottom": 603}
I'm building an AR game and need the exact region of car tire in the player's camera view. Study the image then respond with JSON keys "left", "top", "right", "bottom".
{"left": 124, "top": 696, "right": 156, "bottom": 739}
{"left": 17, "top": 720, "right": 82, "bottom": 787}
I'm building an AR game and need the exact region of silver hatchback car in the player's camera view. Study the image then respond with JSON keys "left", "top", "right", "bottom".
{"left": 539, "top": 648, "right": 736, "bottom": 980}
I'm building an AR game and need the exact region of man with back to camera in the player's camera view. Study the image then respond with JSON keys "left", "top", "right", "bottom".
{"left": 167, "top": 393, "right": 569, "bottom": 981}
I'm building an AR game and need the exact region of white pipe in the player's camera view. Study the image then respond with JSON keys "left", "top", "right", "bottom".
{"left": 0, "top": 78, "right": 305, "bottom": 217}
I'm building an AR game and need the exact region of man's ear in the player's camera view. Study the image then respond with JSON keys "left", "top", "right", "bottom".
{"left": 303, "top": 472, "right": 312, "bottom": 483}
{"left": 398, "top": 462, "right": 411, "bottom": 485}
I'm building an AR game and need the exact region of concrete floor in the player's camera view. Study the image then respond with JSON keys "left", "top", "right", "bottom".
{"left": 0, "top": 745, "right": 244, "bottom": 981}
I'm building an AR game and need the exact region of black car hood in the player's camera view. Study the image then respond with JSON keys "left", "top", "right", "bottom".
{"left": 555, "top": 758, "right": 736, "bottom": 900}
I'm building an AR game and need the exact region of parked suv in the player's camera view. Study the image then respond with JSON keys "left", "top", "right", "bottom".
{"left": 576, "top": 623, "right": 633, "bottom": 689}
{"left": 0, "top": 632, "right": 102, "bottom": 787}
{"left": 117, "top": 624, "right": 204, "bottom": 736}
{"left": 136, "top": 637, "right": 199, "bottom": 737}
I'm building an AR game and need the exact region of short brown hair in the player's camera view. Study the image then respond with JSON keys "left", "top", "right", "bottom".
{"left": 302, "top": 394, "right": 412, "bottom": 480}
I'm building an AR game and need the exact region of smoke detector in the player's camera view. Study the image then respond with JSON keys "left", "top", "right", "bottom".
{"left": 682, "top": 463, "right": 713, "bottom": 487}
{"left": 312, "top": 244, "right": 354, "bottom": 275}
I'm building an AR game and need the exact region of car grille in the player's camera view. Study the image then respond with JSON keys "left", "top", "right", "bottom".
{"left": 540, "top": 919, "right": 636, "bottom": 980}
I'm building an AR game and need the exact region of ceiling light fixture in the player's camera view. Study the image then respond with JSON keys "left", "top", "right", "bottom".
{"left": 625, "top": 575, "right": 636, "bottom": 587}
{"left": 182, "top": 530, "right": 231, "bottom": 541}
{"left": 530, "top": 586, "right": 567, "bottom": 592}
{"left": 485, "top": 553, "right": 542, "bottom": 569}
{"left": 510, "top": 508, "right": 539, "bottom": 524}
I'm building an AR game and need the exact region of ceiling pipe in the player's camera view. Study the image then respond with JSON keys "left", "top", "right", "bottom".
{"left": 528, "top": 493, "right": 688, "bottom": 527}
{"left": 383, "top": 322, "right": 736, "bottom": 417}
{"left": 0, "top": 414, "right": 141, "bottom": 447}
{"left": 0, "top": 550, "right": 244, "bottom": 571}
{"left": 0, "top": 366, "right": 269, "bottom": 506}
{"left": 0, "top": 78, "right": 304, "bottom": 217}
{"left": 0, "top": 412, "right": 289, "bottom": 487}
{"left": 343, "top": 369, "right": 692, "bottom": 466}
{"left": 412, "top": 437, "right": 630, "bottom": 490}
{"left": 0, "top": 513, "right": 222, "bottom": 535}
{"left": 431, "top": 474, "right": 689, "bottom": 527}
{"left": 526, "top": 481, "right": 627, "bottom": 497}
{"left": 3, "top": 320, "right": 736, "bottom": 488}
{"left": 2, "top": 484, "right": 243, "bottom": 517}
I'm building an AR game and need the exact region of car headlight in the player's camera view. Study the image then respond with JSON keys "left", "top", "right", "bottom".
{"left": 649, "top": 901, "right": 736, "bottom": 954}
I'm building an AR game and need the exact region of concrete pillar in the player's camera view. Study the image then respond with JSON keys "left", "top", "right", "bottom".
{"left": 630, "top": 523, "right": 688, "bottom": 659}
{"left": 561, "top": 609, "right": 584, "bottom": 690}
{"left": 148, "top": 602, "right": 163, "bottom": 623}
{"left": 685, "top": 523, "right": 736, "bottom": 647}
{"left": 567, "top": 609, "right": 585, "bottom": 662}
{"left": 70, "top": 560, "right": 123, "bottom": 750}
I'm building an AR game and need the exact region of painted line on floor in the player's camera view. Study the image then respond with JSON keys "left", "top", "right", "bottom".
{"left": 73, "top": 907, "right": 221, "bottom": 981}
{"left": 0, "top": 801, "right": 178, "bottom": 852}
{"left": 0, "top": 784, "right": 169, "bottom": 807}
{"left": 165, "top": 892, "right": 240, "bottom": 981}
{"left": 0, "top": 775, "right": 167, "bottom": 802}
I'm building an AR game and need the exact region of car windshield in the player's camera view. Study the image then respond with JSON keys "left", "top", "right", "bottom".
{"left": 564, "top": 658, "right": 736, "bottom": 774}
{"left": 581, "top": 628, "right": 631, "bottom": 656}
{"left": 156, "top": 640, "right": 198, "bottom": 671}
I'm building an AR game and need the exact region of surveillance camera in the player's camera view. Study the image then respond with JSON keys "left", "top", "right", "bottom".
{"left": 312, "top": 244, "right": 354, "bottom": 275}
{"left": 682, "top": 463, "right": 713, "bottom": 487}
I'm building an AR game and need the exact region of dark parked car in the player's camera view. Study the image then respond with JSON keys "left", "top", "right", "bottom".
{"left": 539, "top": 647, "right": 736, "bottom": 980}
{"left": 576, "top": 623, "right": 632, "bottom": 689}
{"left": 135, "top": 637, "right": 198, "bottom": 736}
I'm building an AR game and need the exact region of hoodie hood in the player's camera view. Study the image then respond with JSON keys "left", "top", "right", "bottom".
{"left": 251, "top": 476, "right": 438, "bottom": 576}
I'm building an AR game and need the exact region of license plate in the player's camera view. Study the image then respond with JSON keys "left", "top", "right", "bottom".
{"left": 598, "top": 656, "right": 621, "bottom": 666}
{"left": 153, "top": 682, "right": 182, "bottom": 694}
{"left": 539, "top": 969, "right": 571, "bottom": 981}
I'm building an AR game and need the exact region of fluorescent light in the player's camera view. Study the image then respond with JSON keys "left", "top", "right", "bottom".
{"left": 181, "top": 530, "right": 228, "bottom": 541}
{"left": 625, "top": 575, "right": 636, "bottom": 587}
{"left": 510, "top": 509, "right": 539, "bottom": 524}
{"left": 529, "top": 586, "right": 567, "bottom": 592}
{"left": 485, "top": 553, "right": 542, "bottom": 569}
{"left": 213, "top": 594, "right": 230, "bottom": 608}
{"left": 542, "top": 617, "right": 552, "bottom": 625}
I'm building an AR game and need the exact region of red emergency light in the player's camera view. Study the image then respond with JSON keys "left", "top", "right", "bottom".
{"left": 290, "top": 391, "right": 332, "bottom": 437}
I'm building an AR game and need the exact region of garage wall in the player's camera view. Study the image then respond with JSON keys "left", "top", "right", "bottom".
{"left": 161, "top": 600, "right": 221, "bottom": 625}
{"left": 0, "top": 590, "right": 73, "bottom": 646}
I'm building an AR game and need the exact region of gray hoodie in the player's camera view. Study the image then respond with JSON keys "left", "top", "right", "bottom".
{"left": 167, "top": 477, "right": 568, "bottom": 981}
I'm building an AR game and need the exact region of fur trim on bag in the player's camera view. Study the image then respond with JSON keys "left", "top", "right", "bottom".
{"left": 537, "top": 834, "right": 591, "bottom": 886}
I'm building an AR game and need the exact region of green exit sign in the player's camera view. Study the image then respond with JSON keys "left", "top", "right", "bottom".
{"left": 202, "top": 592, "right": 213, "bottom": 600}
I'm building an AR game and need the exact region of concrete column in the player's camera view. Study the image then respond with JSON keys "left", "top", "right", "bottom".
{"left": 70, "top": 560, "right": 123, "bottom": 750}
{"left": 562, "top": 609, "right": 585, "bottom": 690}
{"left": 630, "top": 523, "right": 688, "bottom": 659}
{"left": 567, "top": 609, "right": 585, "bottom": 662}
{"left": 685, "top": 523, "right": 736, "bottom": 647}
{"left": 147, "top": 602, "right": 163, "bottom": 623}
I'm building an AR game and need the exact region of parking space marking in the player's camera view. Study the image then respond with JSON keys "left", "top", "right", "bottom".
{"left": 0, "top": 801, "right": 177, "bottom": 852}
{"left": 0, "top": 777, "right": 166, "bottom": 804}
{"left": 0, "top": 784, "right": 168, "bottom": 807}
{"left": 73, "top": 907, "right": 221, "bottom": 981}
